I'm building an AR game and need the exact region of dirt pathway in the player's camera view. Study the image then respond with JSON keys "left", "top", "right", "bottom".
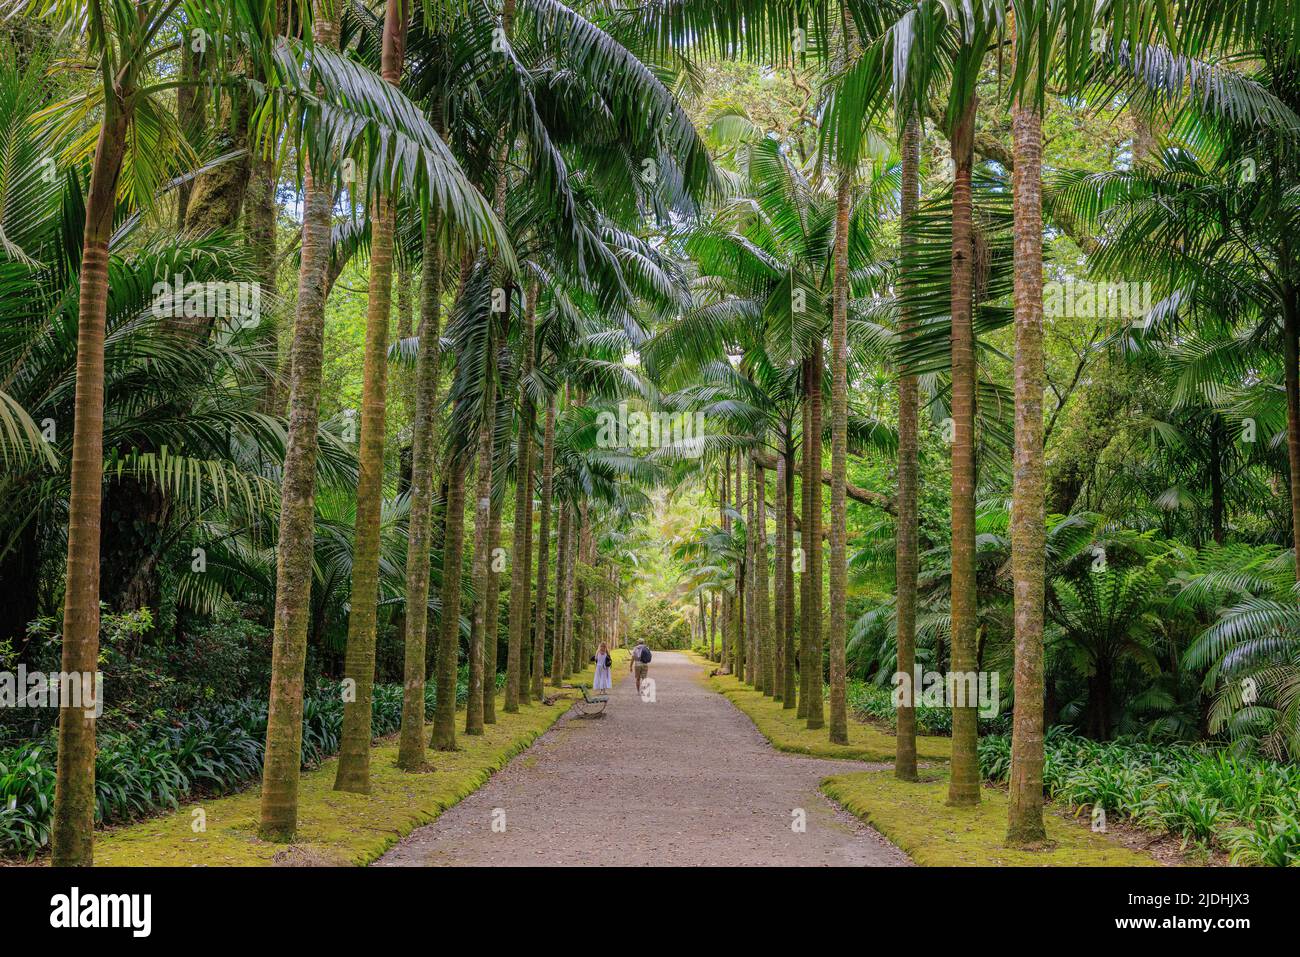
{"left": 375, "top": 651, "right": 910, "bottom": 867}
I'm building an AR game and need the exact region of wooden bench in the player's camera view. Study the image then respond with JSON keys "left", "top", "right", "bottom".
{"left": 566, "top": 683, "right": 608, "bottom": 718}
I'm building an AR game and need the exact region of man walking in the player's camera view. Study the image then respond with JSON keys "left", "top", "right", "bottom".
{"left": 629, "top": 639, "right": 651, "bottom": 694}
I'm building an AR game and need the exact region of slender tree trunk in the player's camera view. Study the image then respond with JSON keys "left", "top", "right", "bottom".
{"left": 431, "top": 451, "right": 467, "bottom": 750}
{"left": 559, "top": 506, "right": 577, "bottom": 679}
{"left": 1208, "top": 418, "right": 1225, "bottom": 545}
{"left": 246, "top": 120, "right": 281, "bottom": 413}
{"left": 334, "top": 0, "right": 407, "bottom": 792}
{"left": 182, "top": 90, "right": 251, "bottom": 240}
{"left": 895, "top": 114, "right": 922, "bottom": 781}
{"left": 1284, "top": 290, "right": 1300, "bottom": 581}
{"left": 397, "top": 220, "right": 441, "bottom": 770}
{"left": 749, "top": 460, "right": 760, "bottom": 682}
{"left": 572, "top": 504, "right": 591, "bottom": 671}
{"left": 256, "top": 7, "right": 339, "bottom": 842}
{"left": 947, "top": 93, "right": 982, "bottom": 807}
{"left": 551, "top": 505, "right": 572, "bottom": 685}
{"left": 483, "top": 458, "right": 506, "bottom": 721}
{"left": 1007, "top": 96, "right": 1048, "bottom": 844}
{"left": 773, "top": 451, "right": 786, "bottom": 700}
{"left": 799, "top": 388, "right": 813, "bottom": 718}
{"left": 564, "top": 506, "right": 580, "bottom": 673}
{"left": 784, "top": 443, "right": 799, "bottom": 708}
{"left": 806, "top": 343, "right": 825, "bottom": 730}
{"left": 828, "top": 168, "right": 851, "bottom": 744}
{"left": 756, "top": 459, "right": 774, "bottom": 696}
{"left": 175, "top": 39, "right": 206, "bottom": 230}
{"left": 734, "top": 449, "right": 746, "bottom": 681}
{"left": 720, "top": 452, "right": 731, "bottom": 671}
{"left": 531, "top": 392, "right": 556, "bottom": 699}
{"left": 506, "top": 302, "right": 537, "bottom": 711}
{"left": 50, "top": 86, "right": 132, "bottom": 867}
{"left": 464, "top": 335, "right": 498, "bottom": 736}
{"left": 749, "top": 459, "right": 762, "bottom": 685}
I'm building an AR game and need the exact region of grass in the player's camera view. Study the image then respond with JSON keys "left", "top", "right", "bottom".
{"left": 93, "top": 654, "right": 619, "bottom": 867}
{"left": 685, "top": 652, "right": 950, "bottom": 763}
{"left": 822, "top": 770, "right": 1163, "bottom": 866}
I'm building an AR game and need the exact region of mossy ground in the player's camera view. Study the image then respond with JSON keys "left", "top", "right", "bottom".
{"left": 94, "top": 654, "right": 620, "bottom": 867}
{"left": 686, "top": 653, "right": 950, "bottom": 763}
{"left": 821, "top": 770, "right": 1163, "bottom": 866}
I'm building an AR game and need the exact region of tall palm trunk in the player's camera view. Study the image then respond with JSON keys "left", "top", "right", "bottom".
{"left": 756, "top": 459, "right": 774, "bottom": 696}
{"left": 464, "top": 328, "right": 498, "bottom": 735}
{"left": 551, "top": 504, "right": 572, "bottom": 685}
{"left": 335, "top": 0, "right": 407, "bottom": 793}
{"left": 1007, "top": 96, "right": 1048, "bottom": 844}
{"left": 247, "top": 109, "right": 281, "bottom": 413}
{"left": 720, "top": 452, "right": 731, "bottom": 671}
{"left": 257, "top": 8, "right": 340, "bottom": 842}
{"left": 1286, "top": 293, "right": 1300, "bottom": 582}
{"left": 482, "top": 462, "right": 506, "bottom": 721}
{"left": 571, "top": 503, "right": 590, "bottom": 672}
{"left": 806, "top": 343, "right": 825, "bottom": 730}
{"left": 432, "top": 450, "right": 468, "bottom": 750}
{"left": 733, "top": 449, "right": 746, "bottom": 680}
{"left": 709, "top": 591, "right": 717, "bottom": 660}
{"left": 396, "top": 220, "right": 442, "bottom": 770}
{"left": 782, "top": 443, "right": 797, "bottom": 706}
{"left": 828, "top": 168, "right": 851, "bottom": 744}
{"left": 505, "top": 300, "right": 537, "bottom": 711}
{"left": 946, "top": 94, "right": 981, "bottom": 807}
{"left": 894, "top": 114, "right": 922, "bottom": 781}
{"left": 561, "top": 505, "right": 579, "bottom": 675}
{"left": 798, "top": 392, "right": 813, "bottom": 719}
{"left": 748, "top": 455, "right": 759, "bottom": 681}
{"left": 530, "top": 391, "right": 556, "bottom": 699}
{"left": 50, "top": 85, "right": 132, "bottom": 868}
{"left": 772, "top": 451, "right": 786, "bottom": 699}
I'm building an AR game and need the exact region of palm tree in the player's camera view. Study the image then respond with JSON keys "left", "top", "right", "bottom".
{"left": 397, "top": 216, "right": 443, "bottom": 770}
{"left": 464, "top": 315, "right": 499, "bottom": 735}
{"left": 505, "top": 295, "right": 538, "bottom": 711}
{"left": 827, "top": 159, "right": 851, "bottom": 743}
{"left": 1006, "top": 63, "right": 1048, "bottom": 847}
{"left": 894, "top": 113, "right": 921, "bottom": 780}
{"left": 530, "top": 391, "right": 557, "bottom": 700}
{"left": 335, "top": 0, "right": 410, "bottom": 794}
{"left": 431, "top": 442, "right": 469, "bottom": 749}
{"left": 253, "top": 0, "right": 504, "bottom": 829}
{"left": 26, "top": 0, "right": 191, "bottom": 867}
{"left": 26, "top": 0, "right": 332, "bottom": 862}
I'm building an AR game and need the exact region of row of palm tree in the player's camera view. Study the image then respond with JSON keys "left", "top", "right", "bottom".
{"left": 7, "top": 0, "right": 1299, "bottom": 865}
{"left": 7, "top": 0, "right": 712, "bottom": 864}
{"left": 651, "top": 0, "right": 1299, "bottom": 848}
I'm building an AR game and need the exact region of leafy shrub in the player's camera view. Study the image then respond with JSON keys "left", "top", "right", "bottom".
{"left": 0, "top": 676, "right": 467, "bottom": 860}
{"left": 847, "top": 679, "right": 1011, "bottom": 737}
{"left": 978, "top": 729, "right": 1300, "bottom": 864}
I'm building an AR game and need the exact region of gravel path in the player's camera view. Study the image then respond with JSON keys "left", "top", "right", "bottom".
{"left": 375, "top": 651, "right": 910, "bottom": 867}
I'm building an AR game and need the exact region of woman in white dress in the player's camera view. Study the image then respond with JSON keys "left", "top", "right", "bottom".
{"left": 592, "top": 642, "right": 613, "bottom": 693}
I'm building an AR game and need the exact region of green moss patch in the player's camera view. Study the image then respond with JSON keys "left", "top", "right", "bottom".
{"left": 687, "top": 653, "right": 949, "bottom": 763}
{"left": 822, "top": 770, "right": 1162, "bottom": 866}
{"left": 96, "top": 656, "right": 615, "bottom": 867}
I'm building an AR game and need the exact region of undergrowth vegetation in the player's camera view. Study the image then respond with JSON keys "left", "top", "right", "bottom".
{"left": 979, "top": 730, "right": 1300, "bottom": 865}
{"left": 0, "top": 673, "right": 491, "bottom": 859}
